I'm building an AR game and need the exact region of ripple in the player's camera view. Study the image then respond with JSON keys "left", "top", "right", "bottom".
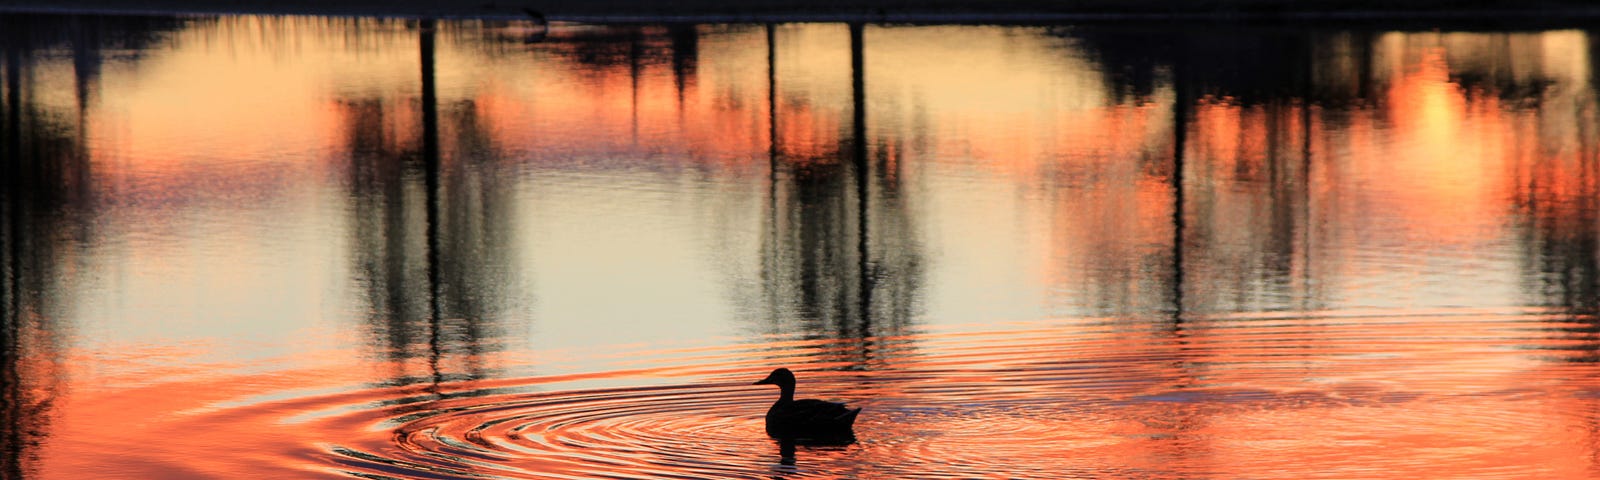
{"left": 123, "top": 307, "right": 1600, "bottom": 478}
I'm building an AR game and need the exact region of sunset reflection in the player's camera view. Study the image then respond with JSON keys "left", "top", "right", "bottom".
{"left": 7, "top": 14, "right": 1600, "bottom": 479}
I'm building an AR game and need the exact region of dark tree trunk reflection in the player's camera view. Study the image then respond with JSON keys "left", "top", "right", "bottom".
{"left": 338, "top": 20, "right": 524, "bottom": 396}
{"left": 761, "top": 24, "right": 923, "bottom": 368}
{"left": 0, "top": 15, "right": 182, "bottom": 476}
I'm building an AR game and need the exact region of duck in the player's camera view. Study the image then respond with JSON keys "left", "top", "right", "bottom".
{"left": 752, "top": 368, "right": 861, "bottom": 439}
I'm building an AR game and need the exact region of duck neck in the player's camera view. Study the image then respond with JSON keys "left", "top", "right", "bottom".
{"left": 776, "top": 382, "right": 795, "bottom": 403}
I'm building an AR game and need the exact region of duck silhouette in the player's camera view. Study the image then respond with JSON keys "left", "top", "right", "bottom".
{"left": 753, "top": 368, "right": 861, "bottom": 439}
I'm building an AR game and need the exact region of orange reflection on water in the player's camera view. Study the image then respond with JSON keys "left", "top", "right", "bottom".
{"left": 1378, "top": 45, "right": 1512, "bottom": 235}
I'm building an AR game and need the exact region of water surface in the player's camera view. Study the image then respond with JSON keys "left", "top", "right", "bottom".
{"left": 6, "top": 14, "right": 1600, "bottom": 479}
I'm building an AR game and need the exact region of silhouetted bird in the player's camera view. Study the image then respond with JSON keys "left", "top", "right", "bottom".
{"left": 753, "top": 368, "right": 861, "bottom": 439}
{"left": 518, "top": 8, "right": 549, "bottom": 43}
{"left": 519, "top": 7, "right": 547, "bottom": 24}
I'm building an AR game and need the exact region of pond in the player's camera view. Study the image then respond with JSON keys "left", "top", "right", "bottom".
{"left": 5, "top": 13, "right": 1600, "bottom": 479}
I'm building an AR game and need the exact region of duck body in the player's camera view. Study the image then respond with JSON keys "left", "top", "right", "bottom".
{"left": 765, "top": 398, "right": 861, "bottom": 438}
{"left": 754, "top": 368, "right": 861, "bottom": 439}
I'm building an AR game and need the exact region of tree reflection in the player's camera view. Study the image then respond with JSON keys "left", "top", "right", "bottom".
{"left": 1072, "top": 26, "right": 1326, "bottom": 317}
{"left": 338, "top": 20, "right": 524, "bottom": 394}
{"left": 761, "top": 24, "right": 922, "bottom": 367}
{"left": 1060, "top": 26, "right": 1600, "bottom": 464}
{"left": 1508, "top": 33, "right": 1600, "bottom": 360}
{"left": 1063, "top": 27, "right": 1600, "bottom": 317}
{"left": 1507, "top": 35, "right": 1600, "bottom": 313}
{"left": 0, "top": 40, "right": 69, "bottom": 478}
{"left": 0, "top": 14, "right": 183, "bottom": 476}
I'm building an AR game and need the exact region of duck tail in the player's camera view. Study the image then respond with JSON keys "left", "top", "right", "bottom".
{"left": 840, "top": 407, "right": 862, "bottom": 424}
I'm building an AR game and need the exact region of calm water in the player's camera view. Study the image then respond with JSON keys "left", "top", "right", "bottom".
{"left": 5, "top": 13, "right": 1600, "bottom": 478}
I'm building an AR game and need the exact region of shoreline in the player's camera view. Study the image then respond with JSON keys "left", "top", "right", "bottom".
{"left": 1, "top": 0, "right": 1598, "bottom": 24}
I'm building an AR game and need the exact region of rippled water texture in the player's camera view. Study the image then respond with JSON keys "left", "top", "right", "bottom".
{"left": 8, "top": 15, "right": 1600, "bottom": 479}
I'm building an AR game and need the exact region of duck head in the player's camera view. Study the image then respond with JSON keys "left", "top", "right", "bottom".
{"left": 753, "top": 368, "right": 797, "bottom": 388}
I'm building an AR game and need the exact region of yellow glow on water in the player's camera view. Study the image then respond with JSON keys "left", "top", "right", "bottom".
{"left": 1388, "top": 47, "right": 1476, "bottom": 198}
{"left": 867, "top": 26, "right": 1131, "bottom": 171}
{"left": 93, "top": 18, "right": 414, "bottom": 167}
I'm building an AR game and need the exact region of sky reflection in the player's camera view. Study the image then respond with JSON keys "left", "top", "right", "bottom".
{"left": 5, "top": 14, "right": 1600, "bottom": 479}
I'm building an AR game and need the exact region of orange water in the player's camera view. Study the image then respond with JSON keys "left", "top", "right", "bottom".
{"left": 31, "top": 311, "right": 1600, "bottom": 478}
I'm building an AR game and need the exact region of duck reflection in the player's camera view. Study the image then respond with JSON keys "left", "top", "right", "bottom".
{"left": 773, "top": 435, "right": 856, "bottom": 468}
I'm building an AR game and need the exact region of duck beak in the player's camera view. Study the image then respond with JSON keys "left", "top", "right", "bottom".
{"left": 753, "top": 376, "right": 774, "bottom": 385}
